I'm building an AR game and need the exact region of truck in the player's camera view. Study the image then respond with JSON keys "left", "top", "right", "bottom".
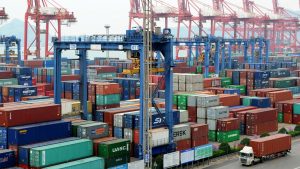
{"left": 240, "top": 134, "right": 291, "bottom": 166}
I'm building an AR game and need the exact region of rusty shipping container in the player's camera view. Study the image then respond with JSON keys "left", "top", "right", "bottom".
{"left": 0, "top": 104, "right": 61, "bottom": 127}
{"left": 217, "top": 118, "right": 239, "bottom": 132}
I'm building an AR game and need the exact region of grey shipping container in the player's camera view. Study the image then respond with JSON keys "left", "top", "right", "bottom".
{"left": 207, "top": 106, "right": 229, "bottom": 120}
{"left": 77, "top": 122, "right": 109, "bottom": 139}
{"left": 197, "top": 95, "right": 220, "bottom": 107}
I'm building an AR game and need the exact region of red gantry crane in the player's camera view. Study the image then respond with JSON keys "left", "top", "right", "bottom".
{"left": 0, "top": 7, "right": 8, "bottom": 23}
{"left": 24, "top": 0, "right": 76, "bottom": 60}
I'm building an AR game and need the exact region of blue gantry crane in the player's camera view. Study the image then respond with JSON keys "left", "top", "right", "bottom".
{"left": 0, "top": 35, "right": 21, "bottom": 64}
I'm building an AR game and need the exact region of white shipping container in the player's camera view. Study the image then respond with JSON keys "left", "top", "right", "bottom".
{"left": 207, "top": 106, "right": 229, "bottom": 119}
{"left": 179, "top": 110, "right": 189, "bottom": 123}
{"left": 197, "top": 95, "right": 219, "bottom": 107}
{"left": 178, "top": 74, "right": 186, "bottom": 83}
{"left": 173, "top": 124, "right": 191, "bottom": 141}
{"left": 173, "top": 73, "right": 179, "bottom": 83}
{"left": 61, "top": 101, "right": 72, "bottom": 116}
{"left": 207, "top": 119, "right": 217, "bottom": 130}
{"left": 173, "top": 83, "right": 179, "bottom": 91}
{"left": 197, "top": 118, "right": 206, "bottom": 124}
{"left": 128, "top": 160, "right": 145, "bottom": 169}
{"left": 185, "top": 83, "right": 203, "bottom": 92}
{"left": 179, "top": 83, "right": 186, "bottom": 91}
{"left": 150, "top": 128, "right": 169, "bottom": 147}
{"left": 114, "top": 113, "right": 126, "bottom": 127}
{"left": 197, "top": 107, "right": 207, "bottom": 119}
{"left": 163, "top": 151, "right": 180, "bottom": 168}
{"left": 187, "top": 95, "right": 198, "bottom": 107}
{"left": 185, "top": 74, "right": 204, "bottom": 84}
{"left": 124, "top": 128, "right": 133, "bottom": 143}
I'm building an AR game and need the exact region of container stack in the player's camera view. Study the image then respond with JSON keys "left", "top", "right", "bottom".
{"left": 173, "top": 73, "right": 204, "bottom": 92}
{"left": 112, "top": 77, "right": 139, "bottom": 100}
{"left": 88, "top": 82, "right": 121, "bottom": 112}
{"left": 216, "top": 118, "right": 240, "bottom": 143}
{"left": 87, "top": 66, "right": 117, "bottom": 81}
{"left": 173, "top": 123, "right": 191, "bottom": 151}
{"left": 245, "top": 108, "right": 278, "bottom": 135}
{"left": 62, "top": 81, "right": 80, "bottom": 100}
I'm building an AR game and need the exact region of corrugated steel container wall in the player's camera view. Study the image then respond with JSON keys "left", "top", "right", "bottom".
{"left": 173, "top": 124, "right": 191, "bottom": 141}
{"left": 250, "top": 134, "right": 291, "bottom": 157}
{"left": 191, "top": 124, "right": 208, "bottom": 147}
{"left": 207, "top": 119, "right": 217, "bottom": 130}
{"left": 197, "top": 95, "right": 220, "bottom": 107}
{"left": 7, "top": 121, "right": 71, "bottom": 146}
{"left": 175, "top": 139, "right": 191, "bottom": 151}
{"left": 0, "top": 149, "right": 15, "bottom": 168}
{"left": 114, "top": 113, "right": 126, "bottom": 128}
{"left": 246, "top": 120, "right": 278, "bottom": 135}
{"left": 123, "top": 128, "right": 133, "bottom": 143}
{"left": 30, "top": 139, "right": 93, "bottom": 168}
{"left": 197, "top": 107, "right": 207, "bottom": 119}
{"left": 245, "top": 108, "right": 277, "bottom": 125}
{"left": 98, "top": 139, "right": 130, "bottom": 159}
{"left": 71, "top": 121, "right": 94, "bottom": 137}
{"left": 0, "top": 104, "right": 61, "bottom": 127}
{"left": 77, "top": 122, "right": 109, "bottom": 139}
{"left": 113, "top": 127, "right": 123, "bottom": 139}
{"left": 207, "top": 106, "right": 229, "bottom": 120}
{"left": 179, "top": 110, "right": 189, "bottom": 123}
{"left": 43, "top": 157, "right": 105, "bottom": 169}
{"left": 0, "top": 127, "right": 7, "bottom": 149}
{"left": 149, "top": 128, "right": 169, "bottom": 147}
{"left": 18, "top": 137, "right": 79, "bottom": 167}
{"left": 217, "top": 130, "right": 240, "bottom": 143}
{"left": 217, "top": 118, "right": 239, "bottom": 132}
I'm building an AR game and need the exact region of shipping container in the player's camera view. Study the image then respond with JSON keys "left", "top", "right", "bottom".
{"left": 0, "top": 104, "right": 61, "bottom": 127}
{"left": 30, "top": 139, "right": 93, "bottom": 168}
{"left": 217, "top": 130, "right": 240, "bottom": 143}
{"left": 18, "top": 137, "right": 79, "bottom": 167}
{"left": 71, "top": 121, "right": 94, "bottom": 137}
{"left": 77, "top": 122, "right": 109, "bottom": 139}
{"left": 149, "top": 128, "right": 169, "bottom": 147}
{"left": 7, "top": 121, "right": 71, "bottom": 146}
{"left": 197, "top": 95, "right": 219, "bottom": 107}
{"left": 217, "top": 118, "right": 239, "bottom": 132}
{"left": 207, "top": 106, "right": 229, "bottom": 120}
{"left": 43, "top": 157, "right": 105, "bottom": 169}
{"left": 250, "top": 134, "right": 291, "bottom": 157}
{"left": 0, "top": 149, "right": 15, "bottom": 168}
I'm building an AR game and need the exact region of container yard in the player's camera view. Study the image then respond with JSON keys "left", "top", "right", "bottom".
{"left": 1, "top": 0, "right": 300, "bottom": 169}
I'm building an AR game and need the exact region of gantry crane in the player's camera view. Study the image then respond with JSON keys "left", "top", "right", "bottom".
{"left": 0, "top": 7, "right": 8, "bottom": 23}
{"left": 24, "top": 0, "right": 76, "bottom": 60}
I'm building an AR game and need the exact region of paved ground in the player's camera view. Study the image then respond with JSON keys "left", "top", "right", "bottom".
{"left": 201, "top": 137, "right": 300, "bottom": 169}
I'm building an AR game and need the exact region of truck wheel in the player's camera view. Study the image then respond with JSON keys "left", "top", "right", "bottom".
{"left": 251, "top": 161, "right": 255, "bottom": 166}
{"left": 260, "top": 158, "right": 264, "bottom": 163}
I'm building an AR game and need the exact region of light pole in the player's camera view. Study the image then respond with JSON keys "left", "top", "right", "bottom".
{"left": 104, "top": 25, "right": 110, "bottom": 62}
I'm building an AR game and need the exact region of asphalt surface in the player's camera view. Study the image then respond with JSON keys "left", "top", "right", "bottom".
{"left": 202, "top": 138, "right": 300, "bottom": 169}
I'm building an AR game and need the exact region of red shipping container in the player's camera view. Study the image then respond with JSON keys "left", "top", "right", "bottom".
{"left": 64, "top": 92, "right": 73, "bottom": 99}
{"left": 293, "top": 114, "right": 300, "bottom": 124}
{"left": 88, "top": 65, "right": 117, "bottom": 73}
{"left": 229, "top": 106, "right": 256, "bottom": 117}
{"left": 266, "top": 90, "right": 293, "bottom": 103}
{"left": 191, "top": 124, "right": 208, "bottom": 137}
{"left": 250, "top": 134, "right": 291, "bottom": 157}
{"left": 245, "top": 108, "right": 278, "bottom": 125}
{"left": 93, "top": 137, "right": 116, "bottom": 156}
{"left": 191, "top": 136, "right": 208, "bottom": 147}
{"left": 187, "top": 106, "right": 197, "bottom": 122}
{"left": 32, "top": 77, "right": 37, "bottom": 86}
{"left": 0, "top": 71, "right": 13, "bottom": 79}
{"left": 61, "top": 75, "right": 80, "bottom": 81}
{"left": 246, "top": 120, "right": 278, "bottom": 135}
{"left": 0, "top": 104, "right": 61, "bottom": 127}
{"left": 176, "top": 139, "right": 191, "bottom": 151}
{"left": 236, "top": 111, "right": 248, "bottom": 124}
{"left": 284, "top": 113, "right": 293, "bottom": 124}
{"left": 133, "top": 129, "right": 139, "bottom": 144}
{"left": 219, "top": 94, "right": 240, "bottom": 107}
{"left": 94, "top": 83, "right": 121, "bottom": 95}
{"left": 217, "top": 118, "right": 239, "bottom": 132}
{"left": 249, "top": 88, "right": 282, "bottom": 97}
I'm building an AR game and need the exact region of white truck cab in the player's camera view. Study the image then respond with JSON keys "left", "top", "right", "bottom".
{"left": 240, "top": 146, "right": 255, "bottom": 166}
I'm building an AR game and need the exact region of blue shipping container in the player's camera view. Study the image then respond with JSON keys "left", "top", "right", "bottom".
{"left": 250, "top": 97, "right": 271, "bottom": 108}
{"left": 0, "top": 149, "right": 15, "bottom": 168}
{"left": 7, "top": 121, "right": 71, "bottom": 146}
{"left": 113, "top": 127, "right": 123, "bottom": 139}
{"left": 0, "top": 127, "right": 7, "bottom": 149}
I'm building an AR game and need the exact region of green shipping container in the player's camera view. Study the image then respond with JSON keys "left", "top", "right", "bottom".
{"left": 44, "top": 157, "right": 105, "bottom": 169}
{"left": 217, "top": 130, "right": 240, "bottom": 143}
{"left": 61, "top": 68, "right": 72, "bottom": 75}
{"left": 30, "top": 139, "right": 93, "bottom": 168}
{"left": 194, "top": 144, "right": 213, "bottom": 160}
{"left": 177, "top": 95, "right": 188, "bottom": 106}
{"left": 278, "top": 113, "right": 283, "bottom": 123}
{"left": 96, "top": 94, "right": 120, "bottom": 106}
{"left": 71, "top": 121, "right": 95, "bottom": 136}
{"left": 173, "top": 95, "right": 178, "bottom": 105}
{"left": 0, "top": 78, "right": 18, "bottom": 86}
{"left": 105, "top": 156, "right": 130, "bottom": 168}
{"left": 221, "top": 77, "right": 232, "bottom": 87}
{"left": 242, "top": 97, "right": 258, "bottom": 106}
{"left": 293, "top": 103, "right": 300, "bottom": 115}
{"left": 208, "top": 130, "right": 217, "bottom": 142}
{"left": 196, "top": 66, "right": 202, "bottom": 74}
{"left": 98, "top": 139, "right": 130, "bottom": 158}
{"left": 97, "top": 73, "right": 117, "bottom": 80}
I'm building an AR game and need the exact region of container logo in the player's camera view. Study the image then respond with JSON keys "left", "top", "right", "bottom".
{"left": 19, "top": 130, "right": 27, "bottom": 134}
{"left": 112, "top": 145, "right": 128, "bottom": 153}
{"left": 173, "top": 130, "right": 187, "bottom": 137}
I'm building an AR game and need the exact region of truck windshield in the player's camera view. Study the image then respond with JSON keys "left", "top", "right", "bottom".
{"left": 240, "top": 153, "right": 251, "bottom": 157}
